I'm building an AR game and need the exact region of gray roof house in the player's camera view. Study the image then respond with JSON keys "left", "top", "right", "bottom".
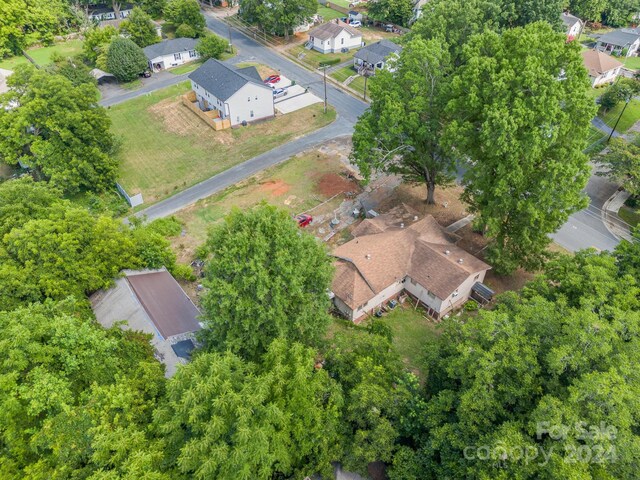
{"left": 188, "top": 59, "right": 274, "bottom": 127}
{"left": 353, "top": 39, "right": 402, "bottom": 73}
{"left": 144, "top": 38, "right": 200, "bottom": 71}
{"left": 596, "top": 29, "right": 640, "bottom": 57}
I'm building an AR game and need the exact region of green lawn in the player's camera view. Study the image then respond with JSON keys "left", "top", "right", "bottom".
{"left": 601, "top": 98, "right": 640, "bottom": 133}
{"left": 330, "top": 65, "right": 356, "bottom": 83}
{"left": 288, "top": 44, "right": 357, "bottom": 69}
{"left": 349, "top": 74, "right": 367, "bottom": 96}
{"left": 584, "top": 125, "right": 607, "bottom": 155}
{"left": 624, "top": 56, "right": 640, "bottom": 71}
{"left": 109, "top": 82, "right": 336, "bottom": 203}
{"left": 0, "top": 39, "right": 84, "bottom": 70}
{"left": 326, "top": 0, "right": 350, "bottom": 8}
{"left": 169, "top": 60, "right": 204, "bottom": 75}
{"left": 377, "top": 306, "right": 441, "bottom": 375}
{"left": 317, "top": 6, "right": 343, "bottom": 21}
{"left": 619, "top": 204, "right": 640, "bottom": 228}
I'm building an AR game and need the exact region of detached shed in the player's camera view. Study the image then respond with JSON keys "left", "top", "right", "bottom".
{"left": 91, "top": 269, "right": 202, "bottom": 377}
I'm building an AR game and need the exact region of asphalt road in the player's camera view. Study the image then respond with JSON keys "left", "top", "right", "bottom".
{"left": 99, "top": 71, "right": 191, "bottom": 107}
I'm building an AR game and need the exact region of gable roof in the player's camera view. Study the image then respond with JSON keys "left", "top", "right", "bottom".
{"left": 561, "top": 12, "right": 582, "bottom": 28}
{"left": 597, "top": 29, "right": 640, "bottom": 48}
{"left": 309, "top": 20, "right": 362, "bottom": 41}
{"left": 143, "top": 37, "right": 198, "bottom": 60}
{"left": 354, "top": 39, "right": 402, "bottom": 65}
{"left": 582, "top": 49, "right": 623, "bottom": 77}
{"left": 331, "top": 215, "right": 490, "bottom": 309}
{"left": 188, "top": 59, "right": 270, "bottom": 101}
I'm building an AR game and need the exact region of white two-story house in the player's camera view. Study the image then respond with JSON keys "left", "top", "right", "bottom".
{"left": 188, "top": 59, "right": 275, "bottom": 127}
{"left": 143, "top": 38, "right": 199, "bottom": 72}
{"left": 308, "top": 20, "right": 362, "bottom": 54}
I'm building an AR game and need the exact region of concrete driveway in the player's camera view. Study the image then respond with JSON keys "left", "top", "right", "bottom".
{"left": 275, "top": 85, "right": 322, "bottom": 113}
{"left": 99, "top": 70, "right": 191, "bottom": 106}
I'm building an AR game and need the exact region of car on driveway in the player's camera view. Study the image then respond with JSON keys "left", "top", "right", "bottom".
{"left": 294, "top": 214, "right": 313, "bottom": 227}
{"left": 264, "top": 75, "right": 281, "bottom": 85}
{"left": 273, "top": 88, "right": 288, "bottom": 98}
{"left": 350, "top": 20, "right": 362, "bottom": 27}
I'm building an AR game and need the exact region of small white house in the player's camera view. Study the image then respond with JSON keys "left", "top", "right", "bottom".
{"left": 331, "top": 214, "right": 491, "bottom": 322}
{"left": 308, "top": 20, "right": 362, "bottom": 54}
{"left": 189, "top": 59, "right": 275, "bottom": 127}
{"left": 353, "top": 39, "right": 402, "bottom": 73}
{"left": 88, "top": 3, "right": 133, "bottom": 21}
{"left": 596, "top": 29, "right": 640, "bottom": 57}
{"left": 582, "top": 49, "right": 624, "bottom": 87}
{"left": 143, "top": 38, "right": 199, "bottom": 72}
{"left": 561, "top": 12, "right": 583, "bottom": 39}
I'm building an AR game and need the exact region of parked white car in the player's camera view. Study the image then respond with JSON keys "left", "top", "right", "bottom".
{"left": 350, "top": 20, "right": 362, "bottom": 28}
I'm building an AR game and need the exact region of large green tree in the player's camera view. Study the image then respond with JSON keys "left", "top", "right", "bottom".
{"left": 0, "top": 298, "right": 167, "bottom": 478}
{"left": 164, "top": 0, "right": 206, "bottom": 36}
{"left": 446, "top": 22, "right": 596, "bottom": 273}
{"left": 155, "top": 339, "right": 343, "bottom": 479}
{"left": 596, "top": 136, "right": 640, "bottom": 196}
{"left": 199, "top": 204, "right": 333, "bottom": 361}
{"left": 83, "top": 25, "right": 119, "bottom": 65}
{"left": 240, "top": 0, "right": 318, "bottom": 38}
{"left": 0, "top": 67, "right": 118, "bottom": 194}
{"left": 120, "top": 6, "right": 160, "bottom": 47}
{"left": 367, "top": 0, "right": 414, "bottom": 27}
{"left": 351, "top": 38, "right": 455, "bottom": 204}
{"left": 196, "top": 33, "right": 228, "bottom": 60}
{"left": 137, "top": 0, "right": 166, "bottom": 18}
{"left": 106, "top": 36, "right": 149, "bottom": 81}
{"left": 398, "top": 250, "right": 640, "bottom": 479}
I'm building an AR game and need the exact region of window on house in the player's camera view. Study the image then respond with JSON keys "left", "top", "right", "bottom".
{"left": 427, "top": 290, "right": 435, "bottom": 299}
{"left": 248, "top": 97, "right": 251, "bottom": 102}
{"left": 255, "top": 96, "right": 258, "bottom": 100}
{"left": 474, "top": 274, "right": 480, "bottom": 281}
{"left": 409, "top": 278, "right": 417, "bottom": 286}
{"left": 174, "top": 53, "right": 181, "bottom": 60}
{"left": 250, "top": 110, "right": 254, "bottom": 117}
{"left": 341, "top": 38, "right": 344, "bottom": 45}
{"left": 236, "top": 116, "right": 240, "bottom": 123}
{"left": 189, "top": 50, "right": 197, "bottom": 58}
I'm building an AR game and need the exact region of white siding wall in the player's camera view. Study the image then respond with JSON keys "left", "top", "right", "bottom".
{"left": 226, "top": 83, "right": 274, "bottom": 126}
{"left": 592, "top": 67, "right": 621, "bottom": 87}
{"left": 191, "top": 80, "right": 226, "bottom": 115}
{"left": 439, "top": 270, "right": 487, "bottom": 316}
{"left": 150, "top": 50, "right": 200, "bottom": 70}
{"left": 568, "top": 22, "right": 581, "bottom": 37}
{"left": 404, "top": 278, "right": 443, "bottom": 313}
{"left": 311, "top": 31, "right": 361, "bottom": 53}
{"left": 347, "top": 279, "right": 406, "bottom": 321}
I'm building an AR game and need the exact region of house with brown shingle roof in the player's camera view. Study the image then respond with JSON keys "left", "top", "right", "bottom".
{"left": 581, "top": 49, "right": 623, "bottom": 87}
{"left": 331, "top": 214, "right": 490, "bottom": 322}
{"left": 308, "top": 20, "right": 362, "bottom": 54}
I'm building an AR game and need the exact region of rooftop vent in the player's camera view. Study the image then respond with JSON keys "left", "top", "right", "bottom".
{"left": 444, "top": 250, "right": 450, "bottom": 255}
{"left": 366, "top": 254, "right": 372, "bottom": 260}
{"left": 458, "top": 258, "right": 464, "bottom": 264}
{"left": 413, "top": 216, "right": 418, "bottom": 221}
{"left": 400, "top": 223, "right": 405, "bottom": 228}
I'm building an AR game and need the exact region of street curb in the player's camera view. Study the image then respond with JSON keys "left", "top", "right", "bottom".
{"left": 601, "top": 189, "right": 632, "bottom": 241}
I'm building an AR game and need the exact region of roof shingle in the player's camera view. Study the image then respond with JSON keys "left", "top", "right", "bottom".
{"left": 143, "top": 37, "right": 198, "bottom": 60}
{"left": 309, "top": 20, "right": 361, "bottom": 41}
{"left": 188, "top": 59, "right": 270, "bottom": 101}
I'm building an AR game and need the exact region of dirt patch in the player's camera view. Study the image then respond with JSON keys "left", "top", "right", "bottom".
{"left": 234, "top": 62, "right": 278, "bottom": 79}
{"left": 258, "top": 179, "right": 290, "bottom": 196}
{"left": 147, "top": 98, "right": 236, "bottom": 145}
{"left": 316, "top": 172, "right": 359, "bottom": 197}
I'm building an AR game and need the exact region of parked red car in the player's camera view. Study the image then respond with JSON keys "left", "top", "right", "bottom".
{"left": 294, "top": 214, "right": 313, "bottom": 228}
{"left": 264, "top": 75, "right": 281, "bottom": 84}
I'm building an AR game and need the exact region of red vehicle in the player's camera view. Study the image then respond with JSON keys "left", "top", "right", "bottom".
{"left": 295, "top": 214, "right": 313, "bottom": 228}
{"left": 264, "top": 75, "right": 281, "bottom": 84}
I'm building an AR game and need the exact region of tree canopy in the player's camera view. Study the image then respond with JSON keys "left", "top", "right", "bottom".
{"left": 446, "top": 22, "right": 596, "bottom": 273}
{"left": 199, "top": 204, "right": 333, "bottom": 361}
{"left": 596, "top": 136, "right": 640, "bottom": 196}
{"left": 164, "top": 0, "right": 206, "bottom": 36}
{"left": 351, "top": 37, "right": 455, "bottom": 204}
{"left": 196, "top": 33, "right": 228, "bottom": 60}
{"left": 367, "top": 0, "right": 414, "bottom": 27}
{"left": 0, "top": 67, "right": 118, "bottom": 194}
{"left": 239, "top": 0, "right": 318, "bottom": 38}
{"left": 120, "top": 6, "right": 160, "bottom": 47}
{"left": 106, "top": 36, "right": 149, "bottom": 81}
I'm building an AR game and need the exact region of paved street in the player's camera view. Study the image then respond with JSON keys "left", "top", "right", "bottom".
{"left": 99, "top": 70, "right": 190, "bottom": 107}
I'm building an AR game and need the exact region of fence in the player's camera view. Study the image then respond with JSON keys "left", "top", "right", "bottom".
{"left": 116, "top": 182, "right": 144, "bottom": 207}
{"left": 181, "top": 91, "right": 231, "bottom": 130}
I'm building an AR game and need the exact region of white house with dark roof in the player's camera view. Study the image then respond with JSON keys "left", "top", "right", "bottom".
{"left": 308, "top": 20, "right": 362, "bottom": 54}
{"left": 331, "top": 213, "right": 491, "bottom": 322}
{"left": 596, "top": 29, "right": 640, "bottom": 57}
{"left": 582, "top": 49, "right": 623, "bottom": 87}
{"left": 561, "top": 12, "right": 583, "bottom": 39}
{"left": 88, "top": 3, "right": 133, "bottom": 21}
{"left": 353, "top": 39, "right": 402, "bottom": 73}
{"left": 144, "top": 38, "right": 199, "bottom": 71}
{"left": 188, "top": 59, "right": 275, "bottom": 127}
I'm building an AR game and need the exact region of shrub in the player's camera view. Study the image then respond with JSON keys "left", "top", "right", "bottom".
{"left": 175, "top": 23, "right": 197, "bottom": 38}
{"left": 106, "top": 37, "right": 149, "bottom": 82}
{"left": 196, "top": 34, "right": 228, "bottom": 60}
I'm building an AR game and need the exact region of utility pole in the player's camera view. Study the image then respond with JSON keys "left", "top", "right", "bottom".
{"left": 323, "top": 64, "right": 327, "bottom": 114}
{"left": 608, "top": 96, "right": 631, "bottom": 142}
{"left": 363, "top": 73, "right": 367, "bottom": 101}
{"left": 227, "top": 14, "right": 233, "bottom": 53}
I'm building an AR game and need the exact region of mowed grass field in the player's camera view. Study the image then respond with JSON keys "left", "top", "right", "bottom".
{"left": 0, "top": 40, "right": 84, "bottom": 70}
{"left": 109, "top": 82, "right": 336, "bottom": 203}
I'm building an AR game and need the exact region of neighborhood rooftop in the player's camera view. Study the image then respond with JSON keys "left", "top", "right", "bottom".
{"left": 309, "top": 20, "right": 361, "bottom": 41}
{"left": 597, "top": 29, "right": 640, "bottom": 47}
{"left": 332, "top": 215, "right": 490, "bottom": 310}
{"left": 582, "top": 49, "right": 623, "bottom": 76}
{"left": 143, "top": 37, "right": 198, "bottom": 60}
{"left": 561, "top": 12, "right": 581, "bottom": 27}
{"left": 354, "top": 39, "right": 402, "bottom": 65}
{"left": 188, "top": 59, "right": 267, "bottom": 101}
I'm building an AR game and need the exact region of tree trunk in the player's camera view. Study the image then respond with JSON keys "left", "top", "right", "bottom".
{"left": 426, "top": 180, "right": 436, "bottom": 204}
{"left": 112, "top": 0, "right": 121, "bottom": 19}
